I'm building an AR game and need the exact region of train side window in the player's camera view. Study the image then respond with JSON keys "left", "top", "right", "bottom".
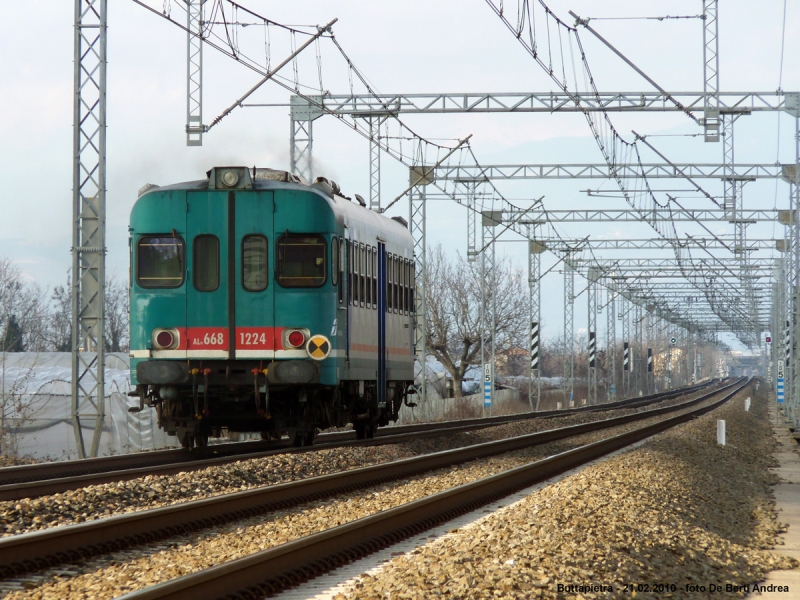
{"left": 338, "top": 238, "right": 345, "bottom": 304}
{"left": 372, "top": 247, "right": 378, "bottom": 309}
{"left": 393, "top": 257, "right": 400, "bottom": 314}
{"left": 410, "top": 261, "right": 415, "bottom": 312}
{"left": 388, "top": 256, "right": 394, "bottom": 313}
{"left": 276, "top": 234, "right": 327, "bottom": 288}
{"left": 405, "top": 259, "right": 411, "bottom": 315}
{"left": 386, "top": 254, "right": 394, "bottom": 312}
{"left": 137, "top": 235, "right": 185, "bottom": 289}
{"left": 399, "top": 258, "right": 405, "bottom": 314}
{"left": 331, "top": 237, "right": 339, "bottom": 287}
{"left": 400, "top": 259, "right": 406, "bottom": 314}
{"left": 242, "top": 234, "right": 268, "bottom": 292}
{"left": 348, "top": 241, "right": 354, "bottom": 304}
{"left": 360, "top": 243, "right": 366, "bottom": 307}
{"left": 365, "top": 244, "right": 372, "bottom": 306}
{"left": 353, "top": 242, "right": 363, "bottom": 306}
{"left": 352, "top": 241, "right": 359, "bottom": 304}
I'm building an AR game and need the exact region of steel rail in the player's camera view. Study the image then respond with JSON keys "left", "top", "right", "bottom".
{"left": 0, "top": 379, "right": 738, "bottom": 577}
{"left": 118, "top": 377, "right": 751, "bottom": 600}
{"left": 0, "top": 381, "right": 714, "bottom": 498}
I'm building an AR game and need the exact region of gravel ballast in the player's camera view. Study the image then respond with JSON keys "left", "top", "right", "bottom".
{"left": 1, "top": 391, "right": 736, "bottom": 598}
{"left": 0, "top": 391, "right": 702, "bottom": 538}
{"left": 339, "top": 384, "right": 797, "bottom": 599}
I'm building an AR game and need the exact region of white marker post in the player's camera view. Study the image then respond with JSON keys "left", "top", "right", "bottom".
{"left": 717, "top": 420, "right": 726, "bottom": 446}
{"left": 744, "top": 397, "right": 751, "bottom": 412}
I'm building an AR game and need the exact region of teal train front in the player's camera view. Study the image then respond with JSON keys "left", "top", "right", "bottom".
{"left": 129, "top": 167, "right": 416, "bottom": 448}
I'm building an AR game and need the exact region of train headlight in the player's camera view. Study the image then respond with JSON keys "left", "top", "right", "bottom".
{"left": 153, "top": 328, "right": 180, "bottom": 350}
{"left": 221, "top": 169, "right": 239, "bottom": 187}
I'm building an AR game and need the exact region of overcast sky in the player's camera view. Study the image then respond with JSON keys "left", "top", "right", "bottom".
{"left": 1, "top": 0, "right": 797, "bottom": 348}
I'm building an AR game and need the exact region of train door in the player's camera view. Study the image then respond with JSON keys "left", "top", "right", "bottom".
{"left": 233, "top": 191, "right": 275, "bottom": 359}
{"left": 377, "top": 242, "right": 387, "bottom": 405}
{"left": 185, "top": 191, "right": 230, "bottom": 358}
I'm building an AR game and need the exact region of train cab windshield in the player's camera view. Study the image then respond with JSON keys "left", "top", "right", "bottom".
{"left": 276, "top": 234, "right": 327, "bottom": 287}
{"left": 137, "top": 235, "right": 185, "bottom": 288}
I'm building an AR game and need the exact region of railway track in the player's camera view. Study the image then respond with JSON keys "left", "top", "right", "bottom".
{"left": 113, "top": 377, "right": 750, "bottom": 600}
{"left": 0, "top": 378, "right": 741, "bottom": 581}
{"left": 0, "top": 380, "right": 715, "bottom": 502}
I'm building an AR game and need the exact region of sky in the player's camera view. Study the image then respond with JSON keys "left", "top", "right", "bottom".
{"left": 0, "top": 0, "right": 798, "bottom": 350}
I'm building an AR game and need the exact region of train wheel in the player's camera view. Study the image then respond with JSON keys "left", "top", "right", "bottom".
{"left": 178, "top": 430, "right": 193, "bottom": 450}
{"left": 304, "top": 429, "right": 316, "bottom": 446}
{"left": 354, "top": 422, "right": 366, "bottom": 440}
{"left": 292, "top": 430, "right": 314, "bottom": 447}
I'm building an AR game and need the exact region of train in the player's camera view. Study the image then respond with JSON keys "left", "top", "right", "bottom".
{"left": 128, "top": 166, "right": 417, "bottom": 449}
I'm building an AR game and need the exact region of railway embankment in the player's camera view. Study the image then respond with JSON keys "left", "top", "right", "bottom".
{"left": 0, "top": 390, "right": 702, "bottom": 538}
{"left": 0, "top": 387, "right": 733, "bottom": 597}
{"left": 338, "top": 385, "right": 797, "bottom": 599}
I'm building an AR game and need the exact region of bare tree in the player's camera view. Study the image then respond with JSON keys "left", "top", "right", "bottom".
{"left": 424, "top": 245, "right": 527, "bottom": 399}
{"left": 105, "top": 274, "right": 129, "bottom": 352}
{"left": 0, "top": 259, "right": 49, "bottom": 457}
{"left": 47, "top": 280, "right": 72, "bottom": 352}
{"left": 0, "top": 259, "right": 49, "bottom": 352}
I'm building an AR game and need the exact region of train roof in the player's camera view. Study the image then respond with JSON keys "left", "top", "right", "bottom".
{"left": 136, "top": 166, "right": 413, "bottom": 248}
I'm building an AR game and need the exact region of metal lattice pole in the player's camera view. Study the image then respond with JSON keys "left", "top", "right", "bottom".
{"left": 635, "top": 303, "right": 644, "bottom": 394}
{"left": 563, "top": 259, "right": 575, "bottom": 406}
{"left": 464, "top": 181, "right": 479, "bottom": 262}
{"left": 723, "top": 114, "right": 737, "bottom": 221}
{"left": 409, "top": 172, "right": 427, "bottom": 407}
{"left": 666, "top": 322, "right": 673, "bottom": 389}
{"left": 587, "top": 267, "right": 598, "bottom": 405}
{"left": 481, "top": 211, "right": 499, "bottom": 416}
{"left": 72, "top": 0, "right": 107, "bottom": 459}
{"left": 528, "top": 237, "right": 544, "bottom": 410}
{"left": 368, "top": 116, "right": 381, "bottom": 211}
{"left": 702, "top": 0, "right": 720, "bottom": 142}
{"left": 289, "top": 95, "right": 323, "bottom": 182}
{"left": 783, "top": 245, "right": 791, "bottom": 407}
{"left": 776, "top": 258, "right": 787, "bottom": 406}
{"left": 621, "top": 295, "right": 630, "bottom": 395}
{"left": 186, "top": 0, "right": 205, "bottom": 146}
{"left": 792, "top": 111, "right": 800, "bottom": 425}
{"left": 646, "top": 312, "right": 654, "bottom": 393}
{"left": 771, "top": 268, "right": 780, "bottom": 397}
{"left": 723, "top": 114, "right": 752, "bottom": 270}
{"left": 606, "top": 286, "right": 616, "bottom": 402}
{"left": 788, "top": 246, "right": 795, "bottom": 415}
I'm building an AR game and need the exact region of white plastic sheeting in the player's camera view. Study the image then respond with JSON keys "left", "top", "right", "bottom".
{"left": 0, "top": 353, "right": 175, "bottom": 460}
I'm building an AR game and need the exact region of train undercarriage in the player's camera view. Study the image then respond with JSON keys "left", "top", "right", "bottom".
{"left": 131, "top": 360, "right": 415, "bottom": 449}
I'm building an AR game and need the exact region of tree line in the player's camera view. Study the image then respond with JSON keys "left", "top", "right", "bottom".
{"left": 0, "top": 258, "right": 129, "bottom": 353}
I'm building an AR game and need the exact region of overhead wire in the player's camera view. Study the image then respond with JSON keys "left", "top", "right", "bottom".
{"left": 484, "top": 0, "right": 758, "bottom": 342}
{"left": 582, "top": 15, "right": 704, "bottom": 22}
{"left": 773, "top": 0, "right": 789, "bottom": 239}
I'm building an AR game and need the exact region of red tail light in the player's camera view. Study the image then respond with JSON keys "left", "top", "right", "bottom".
{"left": 153, "top": 329, "right": 179, "bottom": 350}
{"left": 287, "top": 330, "right": 305, "bottom": 348}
